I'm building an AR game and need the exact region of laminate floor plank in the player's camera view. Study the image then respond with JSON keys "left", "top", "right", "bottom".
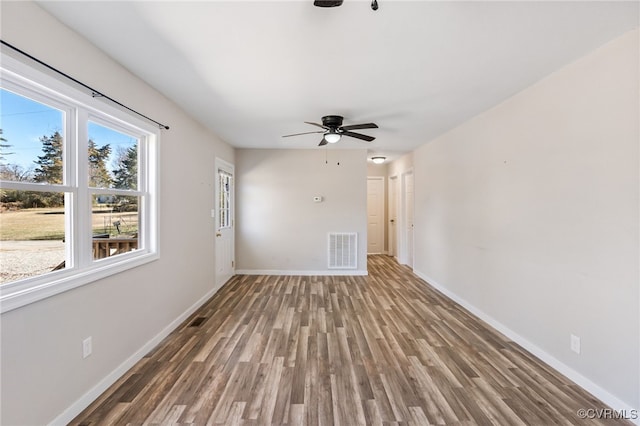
{"left": 70, "top": 256, "right": 632, "bottom": 425}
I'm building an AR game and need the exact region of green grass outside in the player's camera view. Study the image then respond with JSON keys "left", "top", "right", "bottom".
{"left": 0, "top": 207, "right": 138, "bottom": 241}
{"left": 0, "top": 208, "right": 65, "bottom": 240}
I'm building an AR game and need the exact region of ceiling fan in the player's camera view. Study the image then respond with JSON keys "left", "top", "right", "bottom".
{"left": 314, "top": 0, "right": 379, "bottom": 10}
{"left": 282, "top": 115, "right": 378, "bottom": 146}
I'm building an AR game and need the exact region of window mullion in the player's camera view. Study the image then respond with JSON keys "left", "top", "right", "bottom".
{"left": 64, "top": 105, "right": 78, "bottom": 270}
{"left": 75, "top": 109, "right": 92, "bottom": 269}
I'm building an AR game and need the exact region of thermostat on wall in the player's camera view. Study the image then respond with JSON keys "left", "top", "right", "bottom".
{"left": 313, "top": 196, "right": 323, "bottom": 203}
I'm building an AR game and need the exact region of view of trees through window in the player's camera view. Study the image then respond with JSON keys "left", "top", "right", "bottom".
{"left": 0, "top": 89, "right": 67, "bottom": 283}
{"left": 0, "top": 88, "right": 140, "bottom": 284}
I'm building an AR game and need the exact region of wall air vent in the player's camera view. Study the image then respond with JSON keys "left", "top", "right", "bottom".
{"left": 328, "top": 232, "right": 357, "bottom": 269}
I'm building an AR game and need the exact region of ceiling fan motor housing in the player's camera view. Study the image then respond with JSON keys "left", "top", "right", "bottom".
{"left": 322, "top": 115, "right": 344, "bottom": 129}
{"left": 314, "top": 0, "right": 344, "bottom": 7}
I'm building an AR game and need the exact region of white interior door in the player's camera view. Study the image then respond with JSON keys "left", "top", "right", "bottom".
{"left": 388, "top": 176, "right": 398, "bottom": 257}
{"left": 404, "top": 171, "right": 414, "bottom": 268}
{"left": 398, "top": 170, "right": 414, "bottom": 267}
{"left": 367, "top": 177, "right": 385, "bottom": 254}
{"left": 215, "top": 159, "right": 234, "bottom": 287}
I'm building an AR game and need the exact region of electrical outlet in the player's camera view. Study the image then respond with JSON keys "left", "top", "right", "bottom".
{"left": 82, "top": 337, "right": 92, "bottom": 358}
{"left": 570, "top": 334, "right": 581, "bottom": 354}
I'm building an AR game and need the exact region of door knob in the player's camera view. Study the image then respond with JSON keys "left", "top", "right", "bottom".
{"left": 216, "top": 232, "right": 222, "bottom": 237}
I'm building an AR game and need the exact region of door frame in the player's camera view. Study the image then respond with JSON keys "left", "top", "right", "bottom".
{"left": 388, "top": 175, "right": 398, "bottom": 258}
{"left": 214, "top": 157, "right": 235, "bottom": 288}
{"left": 367, "top": 176, "right": 385, "bottom": 255}
{"left": 398, "top": 169, "right": 414, "bottom": 268}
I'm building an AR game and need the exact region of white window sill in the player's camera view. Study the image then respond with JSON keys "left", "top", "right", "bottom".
{"left": 0, "top": 251, "right": 159, "bottom": 314}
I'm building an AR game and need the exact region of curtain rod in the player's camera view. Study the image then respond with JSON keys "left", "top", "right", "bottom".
{"left": 1, "top": 39, "right": 170, "bottom": 130}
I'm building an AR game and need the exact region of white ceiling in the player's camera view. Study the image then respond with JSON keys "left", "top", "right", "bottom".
{"left": 38, "top": 1, "right": 638, "bottom": 159}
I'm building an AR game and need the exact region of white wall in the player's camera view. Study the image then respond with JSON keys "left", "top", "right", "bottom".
{"left": 412, "top": 29, "right": 639, "bottom": 411}
{"left": 388, "top": 153, "right": 413, "bottom": 180}
{"left": 0, "top": 3, "right": 234, "bottom": 425}
{"left": 367, "top": 162, "right": 388, "bottom": 177}
{"left": 236, "top": 149, "right": 367, "bottom": 274}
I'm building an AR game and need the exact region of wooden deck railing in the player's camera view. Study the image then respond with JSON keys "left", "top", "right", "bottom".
{"left": 52, "top": 237, "right": 138, "bottom": 271}
{"left": 93, "top": 238, "right": 138, "bottom": 259}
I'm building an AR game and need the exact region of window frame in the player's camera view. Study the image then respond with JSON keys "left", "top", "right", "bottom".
{"left": 0, "top": 54, "right": 160, "bottom": 314}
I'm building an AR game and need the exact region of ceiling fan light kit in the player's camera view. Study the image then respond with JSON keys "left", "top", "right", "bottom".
{"left": 324, "top": 132, "right": 342, "bottom": 144}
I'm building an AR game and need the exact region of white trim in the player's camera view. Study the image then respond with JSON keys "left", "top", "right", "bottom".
{"left": 47, "top": 284, "right": 221, "bottom": 426}
{"left": 413, "top": 268, "right": 639, "bottom": 424}
{"left": 367, "top": 176, "right": 386, "bottom": 256}
{"left": 214, "top": 158, "right": 235, "bottom": 287}
{"left": 236, "top": 269, "right": 368, "bottom": 276}
{"left": 1, "top": 253, "right": 159, "bottom": 314}
{"left": 388, "top": 175, "right": 399, "bottom": 258}
{"left": 398, "top": 169, "right": 414, "bottom": 267}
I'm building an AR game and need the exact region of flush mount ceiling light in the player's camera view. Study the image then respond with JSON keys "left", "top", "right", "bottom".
{"left": 324, "top": 132, "right": 342, "bottom": 144}
{"left": 371, "top": 156, "right": 386, "bottom": 164}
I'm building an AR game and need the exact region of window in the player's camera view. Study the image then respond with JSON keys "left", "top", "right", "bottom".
{"left": 0, "top": 55, "right": 159, "bottom": 313}
{"left": 218, "top": 169, "right": 232, "bottom": 229}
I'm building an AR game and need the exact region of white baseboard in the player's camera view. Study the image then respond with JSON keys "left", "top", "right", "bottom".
{"left": 48, "top": 285, "right": 221, "bottom": 426}
{"left": 236, "top": 269, "right": 368, "bottom": 276}
{"left": 413, "top": 268, "right": 639, "bottom": 425}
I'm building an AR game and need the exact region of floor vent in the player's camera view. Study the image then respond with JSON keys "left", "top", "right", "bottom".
{"left": 328, "top": 232, "right": 357, "bottom": 269}
{"left": 189, "top": 317, "right": 207, "bottom": 327}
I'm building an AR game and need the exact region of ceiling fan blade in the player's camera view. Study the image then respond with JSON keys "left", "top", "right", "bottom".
{"left": 282, "top": 131, "right": 325, "bottom": 138}
{"left": 318, "top": 139, "right": 328, "bottom": 146}
{"left": 305, "top": 121, "right": 329, "bottom": 130}
{"left": 340, "top": 123, "right": 378, "bottom": 131}
{"left": 342, "top": 131, "right": 375, "bottom": 142}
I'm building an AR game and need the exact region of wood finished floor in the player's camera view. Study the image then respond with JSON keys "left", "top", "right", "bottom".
{"left": 72, "top": 256, "right": 631, "bottom": 425}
